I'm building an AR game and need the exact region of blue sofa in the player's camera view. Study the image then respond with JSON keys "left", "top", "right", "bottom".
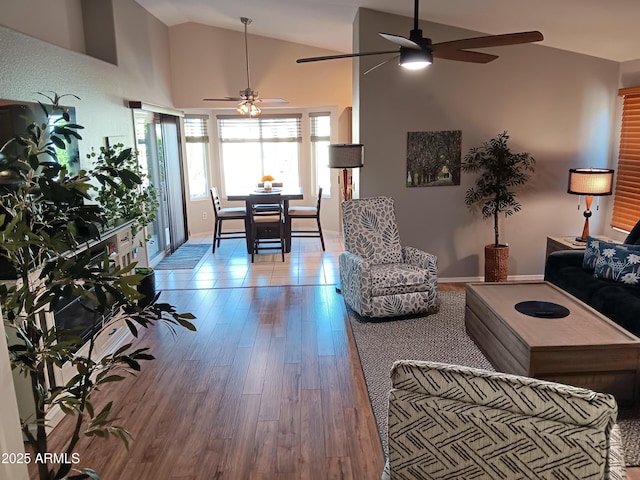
{"left": 544, "top": 220, "right": 640, "bottom": 336}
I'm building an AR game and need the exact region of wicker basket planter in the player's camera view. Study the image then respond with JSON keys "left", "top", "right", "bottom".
{"left": 484, "top": 244, "right": 509, "bottom": 282}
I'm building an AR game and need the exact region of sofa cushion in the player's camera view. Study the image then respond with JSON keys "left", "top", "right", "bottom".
{"left": 547, "top": 266, "right": 608, "bottom": 303}
{"left": 593, "top": 242, "right": 640, "bottom": 285}
{"left": 625, "top": 218, "right": 640, "bottom": 245}
{"left": 370, "top": 263, "right": 430, "bottom": 296}
{"left": 591, "top": 284, "right": 640, "bottom": 337}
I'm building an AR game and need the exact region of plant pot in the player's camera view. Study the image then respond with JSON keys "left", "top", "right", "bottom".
{"left": 484, "top": 244, "right": 509, "bottom": 282}
{"left": 135, "top": 268, "right": 156, "bottom": 307}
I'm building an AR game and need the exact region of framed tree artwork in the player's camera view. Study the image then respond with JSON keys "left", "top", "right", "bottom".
{"left": 406, "top": 130, "right": 462, "bottom": 187}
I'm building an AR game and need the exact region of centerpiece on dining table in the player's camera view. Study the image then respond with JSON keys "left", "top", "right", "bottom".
{"left": 261, "top": 175, "right": 275, "bottom": 191}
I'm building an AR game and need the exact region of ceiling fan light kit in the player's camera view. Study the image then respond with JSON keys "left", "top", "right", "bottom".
{"left": 399, "top": 46, "right": 432, "bottom": 70}
{"left": 296, "top": 0, "right": 543, "bottom": 73}
{"left": 237, "top": 101, "right": 261, "bottom": 117}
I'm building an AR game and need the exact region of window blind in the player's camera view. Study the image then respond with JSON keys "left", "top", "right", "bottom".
{"left": 612, "top": 87, "right": 640, "bottom": 232}
{"left": 184, "top": 115, "right": 209, "bottom": 142}
{"left": 217, "top": 114, "right": 302, "bottom": 142}
{"left": 310, "top": 112, "right": 330, "bottom": 142}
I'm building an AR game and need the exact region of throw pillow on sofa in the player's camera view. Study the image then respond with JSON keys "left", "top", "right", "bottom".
{"left": 582, "top": 236, "right": 608, "bottom": 270}
{"left": 592, "top": 242, "right": 640, "bottom": 285}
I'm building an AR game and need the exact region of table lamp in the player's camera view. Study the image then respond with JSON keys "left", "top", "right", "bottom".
{"left": 328, "top": 144, "right": 364, "bottom": 201}
{"left": 567, "top": 168, "right": 614, "bottom": 241}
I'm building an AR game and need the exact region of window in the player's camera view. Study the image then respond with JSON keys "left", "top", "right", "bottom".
{"left": 218, "top": 114, "right": 301, "bottom": 193}
{"left": 184, "top": 115, "right": 209, "bottom": 199}
{"left": 310, "top": 112, "right": 331, "bottom": 196}
{"left": 612, "top": 87, "right": 640, "bottom": 232}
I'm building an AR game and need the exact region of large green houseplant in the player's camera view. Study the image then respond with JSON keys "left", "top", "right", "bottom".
{"left": 89, "top": 143, "right": 159, "bottom": 239}
{"left": 89, "top": 143, "right": 160, "bottom": 307}
{"left": 0, "top": 93, "right": 195, "bottom": 480}
{"left": 462, "top": 131, "right": 535, "bottom": 281}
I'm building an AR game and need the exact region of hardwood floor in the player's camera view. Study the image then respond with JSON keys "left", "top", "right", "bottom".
{"left": 41, "top": 236, "right": 640, "bottom": 479}
{"left": 46, "top": 284, "right": 384, "bottom": 479}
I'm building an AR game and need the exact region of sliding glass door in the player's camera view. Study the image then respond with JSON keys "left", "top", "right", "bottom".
{"left": 133, "top": 109, "right": 187, "bottom": 262}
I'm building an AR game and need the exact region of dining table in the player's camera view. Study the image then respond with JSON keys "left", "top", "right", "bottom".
{"left": 227, "top": 187, "right": 304, "bottom": 253}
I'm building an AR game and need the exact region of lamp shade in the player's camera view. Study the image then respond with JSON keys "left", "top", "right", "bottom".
{"left": 567, "top": 168, "right": 614, "bottom": 196}
{"left": 328, "top": 144, "right": 364, "bottom": 169}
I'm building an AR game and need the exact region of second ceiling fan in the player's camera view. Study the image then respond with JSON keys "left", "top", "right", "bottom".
{"left": 297, "top": 0, "right": 543, "bottom": 74}
{"left": 204, "top": 17, "right": 287, "bottom": 116}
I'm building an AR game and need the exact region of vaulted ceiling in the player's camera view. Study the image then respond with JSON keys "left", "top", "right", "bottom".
{"left": 134, "top": 0, "right": 640, "bottom": 63}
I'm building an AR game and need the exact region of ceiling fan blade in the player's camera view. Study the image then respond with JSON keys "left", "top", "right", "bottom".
{"left": 259, "top": 98, "right": 289, "bottom": 104}
{"left": 432, "top": 31, "right": 544, "bottom": 51}
{"left": 297, "top": 50, "right": 398, "bottom": 63}
{"left": 203, "top": 97, "right": 243, "bottom": 101}
{"left": 433, "top": 49, "right": 498, "bottom": 64}
{"left": 379, "top": 32, "right": 420, "bottom": 50}
{"left": 363, "top": 55, "right": 400, "bottom": 75}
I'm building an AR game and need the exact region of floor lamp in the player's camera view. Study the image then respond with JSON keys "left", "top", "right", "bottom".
{"left": 328, "top": 144, "right": 364, "bottom": 201}
{"left": 567, "top": 168, "right": 614, "bottom": 242}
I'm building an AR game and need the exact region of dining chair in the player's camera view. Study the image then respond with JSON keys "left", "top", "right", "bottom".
{"left": 248, "top": 193, "right": 285, "bottom": 262}
{"left": 288, "top": 187, "right": 325, "bottom": 251}
{"left": 210, "top": 187, "right": 246, "bottom": 253}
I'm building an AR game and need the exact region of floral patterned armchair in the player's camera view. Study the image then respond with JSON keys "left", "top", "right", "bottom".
{"left": 339, "top": 197, "right": 438, "bottom": 318}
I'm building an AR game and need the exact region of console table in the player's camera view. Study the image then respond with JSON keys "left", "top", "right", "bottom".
{"left": 6, "top": 221, "right": 138, "bottom": 430}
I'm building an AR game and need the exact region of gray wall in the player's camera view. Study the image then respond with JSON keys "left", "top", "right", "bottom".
{"left": 355, "top": 8, "right": 621, "bottom": 280}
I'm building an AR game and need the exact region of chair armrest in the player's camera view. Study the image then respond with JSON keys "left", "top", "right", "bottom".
{"left": 402, "top": 246, "right": 438, "bottom": 274}
{"left": 339, "top": 251, "right": 372, "bottom": 313}
{"left": 544, "top": 250, "right": 587, "bottom": 280}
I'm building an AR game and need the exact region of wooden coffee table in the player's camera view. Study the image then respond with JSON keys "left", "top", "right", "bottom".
{"left": 465, "top": 281, "right": 640, "bottom": 403}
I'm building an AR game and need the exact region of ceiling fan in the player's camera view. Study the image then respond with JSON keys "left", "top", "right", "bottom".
{"left": 297, "top": 0, "right": 543, "bottom": 74}
{"left": 204, "top": 17, "right": 287, "bottom": 116}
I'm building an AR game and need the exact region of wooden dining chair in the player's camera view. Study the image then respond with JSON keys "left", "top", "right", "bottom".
{"left": 289, "top": 187, "right": 325, "bottom": 251}
{"left": 248, "top": 193, "right": 285, "bottom": 262}
{"left": 210, "top": 187, "right": 246, "bottom": 253}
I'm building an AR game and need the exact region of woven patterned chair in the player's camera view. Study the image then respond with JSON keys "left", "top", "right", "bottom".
{"left": 339, "top": 196, "right": 438, "bottom": 318}
{"left": 382, "top": 360, "right": 626, "bottom": 480}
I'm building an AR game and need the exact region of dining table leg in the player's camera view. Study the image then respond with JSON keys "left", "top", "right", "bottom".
{"left": 243, "top": 198, "right": 293, "bottom": 254}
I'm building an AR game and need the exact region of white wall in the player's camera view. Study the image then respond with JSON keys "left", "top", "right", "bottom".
{"left": 355, "top": 8, "right": 621, "bottom": 279}
{"left": 167, "top": 22, "right": 352, "bottom": 235}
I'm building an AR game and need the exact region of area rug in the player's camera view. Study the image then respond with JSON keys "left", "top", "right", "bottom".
{"left": 347, "top": 290, "right": 640, "bottom": 466}
{"left": 154, "top": 244, "right": 209, "bottom": 270}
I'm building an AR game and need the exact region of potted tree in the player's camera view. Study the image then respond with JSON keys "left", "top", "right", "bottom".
{"left": 0, "top": 93, "right": 195, "bottom": 480}
{"left": 462, "top": 131, "right": 535, "bottom": 282}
